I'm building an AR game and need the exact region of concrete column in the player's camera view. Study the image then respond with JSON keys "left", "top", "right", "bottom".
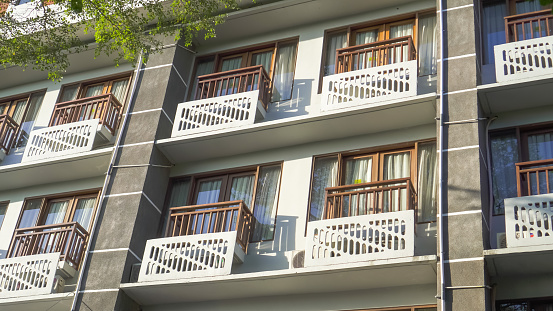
{"left": 438, "top": 0, "right": 491, "bottom": 310}
{"left": 73, "top": 43, "right": 194, "bottom": 310}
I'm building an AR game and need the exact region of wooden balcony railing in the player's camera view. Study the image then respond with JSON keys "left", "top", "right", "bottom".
{"left": 505, "top": 9, "right": 553, "bottom": 43}
{"left": 0, "top": 114, "right": 18, "bottom": 154}
{"left": 166, "top": 200, "right": 253, "bottom": 253}
{"left": 49, "top": 93, "right": 123, "bottom": 135}
{"left": 194, "top": 65, "right": 272, "bottom": 110}
{"left": 516, "top": 158, "right": 553, "bottom": 196}
{"left": 335, "top": 36, "right": 416, "bottom": 74}
{"left": 7, "top": 222, "right": 89, "bottom": 268}
{"left": 324, "top": 178, "right": 417, "bottom": 220}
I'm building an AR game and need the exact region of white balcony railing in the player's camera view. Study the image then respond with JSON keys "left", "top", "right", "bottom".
{"left": 321, "top": 60, "right": 417, "bottom": 112}
{"left": 505, "top": 193, "right": 553, "bottom": 248}
{"left": 494, "top": 36, "right": 553, "bottom": 83}
{"left": 138, "top": 231, "right": 241, "bottom": 282}
{"left": 171, "top": 90, "right": 266, "bottom": 137}
{"left": 0, "top": 253, "right": 61, "bottom": 299}
{"left": 305, "top": 210, "right": 415, "bottom": 267}
{"left": 22, "top": 119, "right": 99, "bottom": 162}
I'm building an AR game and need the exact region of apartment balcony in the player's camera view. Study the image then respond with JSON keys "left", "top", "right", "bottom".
{"left": 21, "top": 93, "right": 122, "bottom": 162}
{"left": 0, "top": 114, "right": 18, "bottom": 162}
{"left": 0, "top": 222, "right": 88, "bottom": 299}
{"left": 305, "top": 178, "right": 416, "bottom": 267}
{"left": 137, "top": 200, "right": 252, "bottom": 282}
{"left": 171, "top": 65, "right": 269, "bottom": 137}
{"left": 321, "top": 36, "right": 418, "bottom": 112}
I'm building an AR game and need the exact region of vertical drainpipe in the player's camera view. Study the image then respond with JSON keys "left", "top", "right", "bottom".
{"left": 437, "top": 0, "right": 446, "bottom": 309}
{"left": 70, "top": 51, "right": 144, "bottom": 311}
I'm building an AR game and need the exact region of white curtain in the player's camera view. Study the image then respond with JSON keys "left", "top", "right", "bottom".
{"left": 343, "top": 157, "right": 373, "bottom": 216}
{"left": 84, "top": 84, "right": 104, "bottom": 98}
{"left": 11, "top": 99, "right": 27, "bottom": 124}
{"left": 383, "top": 152, "right": 411, "bottom": 212}
{"left": 168, "top": 179, "right": 191, "bottom": 208}
{"left": 272, "top": 42, "right": 297, "bottom": 102}
{"left": 354, "top": 30, "right": 378, "bottom": 69}
{"left": 527, "top": 132, "right": 553, "bottom": 195}
{"left": 16, "top": 92, "right": 44, "bottom": 148}
{"left": 309, "top": 156, "right": 338, "bottom": 221}
{"left": 44, "top": 201, "right": 69, "bottom": 225}
{"left": 490, "top": 133, "right": 519, "bottom": 214}
{"left": 60, "top": 85, "right": 79, "bottom": 103}
{"left": 192, "top": 59, "right": 215, "bottom": 99}
{"left": 229, "top": 175, "right": 256, "bottom": 207}
{"left": 195, "top": 180, "right": 222, "bottom": 205}
{"left": 72, "top": 198, "right": 96, "bottom": 231}
{"left": 323, "top": 32, "right": 347, "bottom": 76}
{"left": 251, "top": 51, "right": 273, "bottom": 73}
{"left": 418, "top": 143, "right": 438, "bottom": 221}
{"left": 0, "top": 202, "right": 8, "bottom": 229}
{"left": 389, "top": 23, "right": 414, "bottom": 63}
{"left": 221, "top": 57, "right": 242, "bottom": 72}
{"left": 18, "top": 199, "right": 42, "bottom": 228}
{"left": 418, "top": 14, "right": 438, "bottom": 76}
{"left": 251, "top": 165, "right": 281, "bottom": 241}
{"left": 110, "top": 79, "right": 129, "bottom": 102}
{"left": 482, "top": 1, "right": 507, "bottom": 64}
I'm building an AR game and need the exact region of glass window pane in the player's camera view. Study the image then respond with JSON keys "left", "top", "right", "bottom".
{"left": 110, "top": 79, "right": 129, "bottom": 102}
{"left": 16, "top": 92, "right": 44, "bottom": 148}
{"left": 11, "top": 99, "right": 28, "bottom": 124}
{"left": 309, "top": 156, "right": 338, "bottom": 221}
{"left": 343, "top": 157, "right": 373, "bottom": 216}
{"left": 59, "top": 85, "right": 79, "bottom": 103}
{"left": 383, "top": 152, "right": 411, "bottom": 180}
{"left": 482, "top": 1, "right": 507, "bottom": 64}
{"left": 251, "top": 165, "right": 281, "bottom": 241}
{"left": 196, "top": 180, "right": 222, "bottom": 205}
{"left": 168, "top": 179, "right": 191, "bottom": 208}
{"left": 491, "top": 132, "right": 519, "bottom": 214}
{"left": 192, "top": 59, "right": 215, "bottom": 99}
{"left": 84, "top": 84, "right": 104, "bottom": 98}
{"left": 418, "top": 14, "right": 438, "bottom": 75}
{"left": 251, "top": 50, "right": 273, "bottom": 73}
{"left": 323, "top": 32, "right": 347, "bottom": 76}
{"left": 418, "top": 142, "right": 438, "bottom": 221}
{"left": 271, "top": 42, "right": 297, "bottom": 102}
{"left": 44, "top": 201, "right": 69, "bottom": 225}
{"left": 498, "top": 302, "right": 527, "bottom": 311}
{"left": 72, "top": 198, "right": 96, "bottom": 230}
{"left": 0, "top": 202, "right": 7, "bottom": 230}
{"left": 221, "top": 57, "right": 242, "bottom": 72}
{"left": 229, "top": 175, "right": 256, "bottom": 208}
{"left": 18, "top": 199, "right": 42, "bottom": 228}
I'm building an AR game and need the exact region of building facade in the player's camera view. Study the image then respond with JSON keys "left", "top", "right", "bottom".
{"left": 0, "top": 0, "right": 552, "bottom": 310}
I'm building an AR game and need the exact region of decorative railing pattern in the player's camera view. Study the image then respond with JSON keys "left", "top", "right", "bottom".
{"left": 50, "top": 93, "right": 122, "bottom": 135}
{"left": 335, "top": 36, "right": 416, "bottom": 74}
{"left": 504, "top": 193, "right": 553, "bottom": 248}
{"left": 172, "top": 90, "right": 266, "bottom": 137}
{"left": 0, "top": 253, "right": 60, "bottom": 298}
{"left": 516, "top": 159, "right": 553, "bottom": 196}
{"left": 138, "top": 232, "right": 236, "bottom": 282}
{"left": 305, "top": 210, "right": 415, "bottom": 267}
{"left": 166, "top": 200, "right": 253, "bottom": 253}
{"left": 505, "top": 10, "right": 553, "bottom": 43}
{"left": 8, "top": 222, "right": 88, "bottom": 268}
{"left": 195, "top": 65, "right": 271, "bottom": 110}
{"left": 0, "top": 114, "right": 18, "bottom": 154}
{"left": 321, "top": 60, "right": 417, "bottom": 111}
{"left": 494, "top": 36, "right": 553, "bottom": 83}
{"left": 22, "top": 119, "right": 99, "bottom": 162}
{"left": 324, "top": 178, "right": 416, "bottom": 220}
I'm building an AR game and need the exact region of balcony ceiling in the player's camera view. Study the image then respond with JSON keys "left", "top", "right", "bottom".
{"left": 0, "top": 292, "right": 74, "bottom": 311}
{"left": 0, "top": 147, "right": 112, "bottom": 192}
{"left": 478, "top": 74, "right": 553, "bottom": 115}
{"left": 157, "top": 93, "right": 436, "bottom": 163}
{"left": 121, "top": 255, "right": 436, "bottom": 306}
{"left": 484, "top": 245, "right": 553, "bottom": 277}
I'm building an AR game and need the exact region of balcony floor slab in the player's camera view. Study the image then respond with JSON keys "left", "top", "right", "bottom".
{"left": 121, "top": 255, "right": 436, "bottom": 306}
{"left": 484, "top": 244, "right": 553, "bottom": 277}
{"left": 157, "top": 93, "right": 436, "bottom": 163}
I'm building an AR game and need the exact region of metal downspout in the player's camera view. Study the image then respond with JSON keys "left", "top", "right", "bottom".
{"left": 70, "top": 52, "right": 144, "bottom": 311}
{"left": 438, "top": 0, "right": 446, "bottom": 309}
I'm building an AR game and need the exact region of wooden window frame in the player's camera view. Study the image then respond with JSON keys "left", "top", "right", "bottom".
{"left": 306, "top": 139, "right": 436, "bottom": 228}
{"left": 318, "top": 9, "right": 435, "bottom": 93}
{"left": 16, "top": 189, "right": 101, "bottom": 233}
{"left": 187, "top": 37, "right": 299, "bottom": 102}
{"left": 163, "top": 162, "right": 283, "bottom": 242}
{"left": 57, "top": 72, "right": 133, "bottom": 105}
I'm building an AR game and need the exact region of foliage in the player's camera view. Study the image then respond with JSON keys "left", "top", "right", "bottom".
{"left": 0, "top": 0, "right": 240, "bottom": 80}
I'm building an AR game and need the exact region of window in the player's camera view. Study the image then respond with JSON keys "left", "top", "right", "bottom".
{"left": 308, "top": 141, "right": 437, "bottom": 223}
{"left": 165, "top": 163, "right": 282, "bottom": 242}
{"left": 482, "top": 0, "right": 551, "bottom": 64}
{"left": 189, "top": 39, "right": 298, "bottom": 102}
{"left": 490, "top": 123, "right": 553, "bottom": 214}
{"left": 497, "top": 297, "right": 553, "bottom": 310}
{"left": 17, "top": 191, "right": 100, "bottom": 233}
{"left": 0, "top": 91, "right": 45, "bottom": 148}
{"left": 0, "top": 201, "right": 7, "bottom": 230}
{"left": 320, "top": 11, "right": 437, "bottom": 83}
{"left": 58, "top": 74, "right": 131, "bottom": 104}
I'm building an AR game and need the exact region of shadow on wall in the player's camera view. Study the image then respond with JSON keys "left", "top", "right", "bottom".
{"left": 266, "top": 79, "right": 313, "bottom": 120}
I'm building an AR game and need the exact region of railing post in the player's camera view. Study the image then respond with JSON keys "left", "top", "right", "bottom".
{"left": 516, "top": 163, "right": 522, "bottom": 197}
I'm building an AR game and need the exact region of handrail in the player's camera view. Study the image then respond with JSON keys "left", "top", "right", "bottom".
{"left": 516, "top": 158, "right": 553, "bottom": 196}
{"left": 7, "top": 222, "right": 89, "bottom": 268}
{"left": 0, "top": 114, "right": 18, "bottom": 154}
{"left": 194, "top": 65, "right": 272, "bottom": 110}
{"left": 335, "top": 35, "right": 416, "bottom": 74}
{"left": 49, "top": 93, "right": 123, "bottom": 135}
{"left": 505, "top": 9, "right": 553, "bottom": 43}
{"left": 324, "top": 178, "right": 417, "bottom": 220}
{"left": 167, "top": 200, "right": 253, "bottom": 253}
